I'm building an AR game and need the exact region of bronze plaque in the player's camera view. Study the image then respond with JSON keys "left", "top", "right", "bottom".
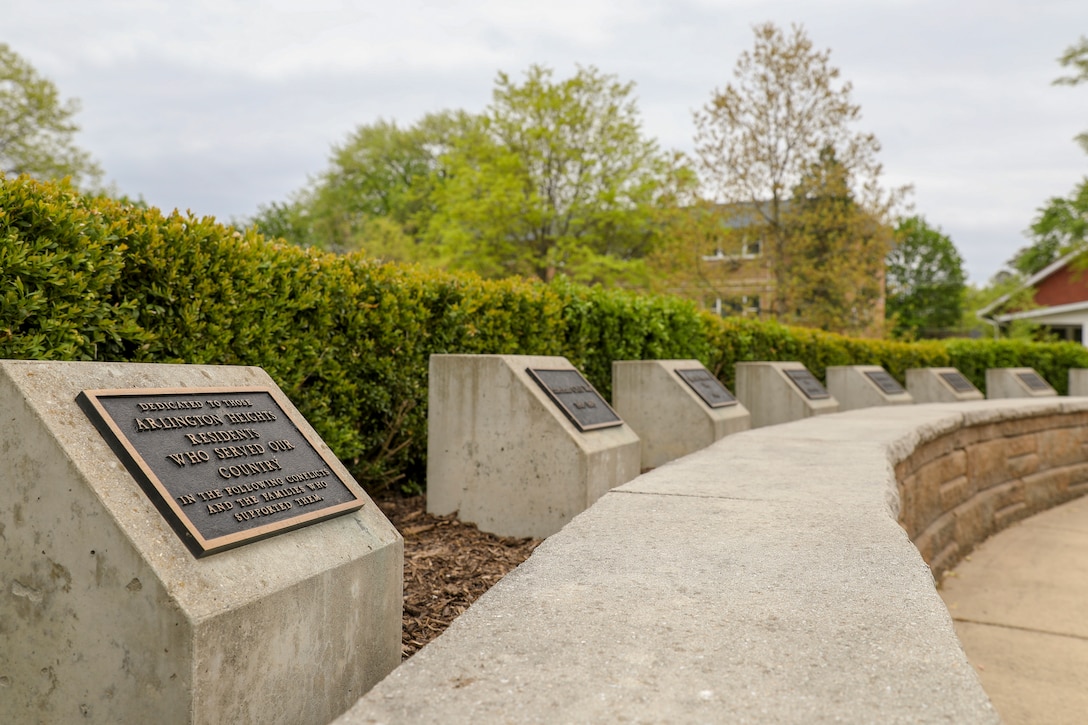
{"left": 939, "top": 371, "right": 977, "bottom": 393}
{"left": 1017, "top": 371, "right": 1053, "bottom": 392}
{"left": 675, "top": 367, "right": 737, "bottom": 408}
{"left": 864, "top": 370, "right": 906, "bottom": 396}
{"left": 526, "top": 368, "right": 623, "bottom": 432}
{"left": 77, "top": 387, "right": 366, "bottom": 558}
{"left": 784, "top": 368, "right": 830, "bottom": 400}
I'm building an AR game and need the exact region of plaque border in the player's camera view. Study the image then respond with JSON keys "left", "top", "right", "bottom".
{"left": 525, "top": 368, "right": 624, "bottom": 432}
{"left": 783, "top": 368, "right": 831, "bottom": 400}
{"left": 674, "top": 367, "right": 738, "bottom": 409}
{"left": 77, "top": 386, "right": 366, "bottom": 558}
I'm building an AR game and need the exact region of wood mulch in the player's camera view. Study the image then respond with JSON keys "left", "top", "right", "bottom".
{"left": 374, "top": 494, "right": 541, "bottom": 659}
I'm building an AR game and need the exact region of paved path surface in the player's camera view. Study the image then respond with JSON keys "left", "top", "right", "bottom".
{"left": 939, "top": 495, "right": 1088, "bottom": 725}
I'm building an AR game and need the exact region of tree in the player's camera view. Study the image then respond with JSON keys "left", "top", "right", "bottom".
{"left": 1007, "top": 178, "right": 1088, "bottom": 276}
{"left": 780, "top": 148, "right": 889, "bottom": 335}
{"left": 249, "top": 111, "right": 477, "bottom": 262}
{"left": 965, "top": 269, "right": 1056, "bottom": 342}
{"left": 693, "top": 23, "right": 903, "bottom": 323}
{"left": 0, "top": 44, "right": 101, "bottom": 187}
{"left": 646, "top": 200, "right": 743, "bottom": 302}
{"left": 247, "top": 198, "right": 310, "bottom": 247}
{"left": 252, "top": 66, "right": 670, "bottom": 285}
{"left": 429, "top": 64, "right": 671, "bottom": 284}
{"left": 318, "top": 111, "right": 479, "bottom": 246}
{"left": 1055, "top": 36, "right": 1088, "bottom": 153}
{"left": 885, "top": 215, "right": 966, "bottom": 339}
{"left": 1000, "top": 39, "right": 1088, "bottom": 279}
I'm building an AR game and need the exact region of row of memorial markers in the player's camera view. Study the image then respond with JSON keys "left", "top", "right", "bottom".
{"left": 425, "top": 356, "right": 1073, "bottom": 539}
{"left": 78, "top": 356, "right": 1073, "bottom": 553}
{"left": 0, "top": 355, "right": 1075, "bottom": 724}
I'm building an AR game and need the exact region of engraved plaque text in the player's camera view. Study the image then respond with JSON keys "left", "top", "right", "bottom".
{"left": 1017, "top": 371, "right": 1053, "bottom": 392}
{"left": 864, "top": 370, "right": 906, "bottom": 396}
{"left": 78, "top": 387, "right": 365, "bottom": 557}
{"left": 939, "top": 371, "right": 977, "bottom": 394}
{"left": 675, "top": 367, "right": 737, "bottom": 408}
{"left": 784, "top": 368, "right": 831, "bottom": 400}
{"left": 526, "top": 368, "right": 623, "bottom": 432}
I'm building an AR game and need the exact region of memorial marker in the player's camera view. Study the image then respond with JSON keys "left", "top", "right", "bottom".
{"left": 612, "top": 360, "right": 749, "bottom": 469}
{"left": 78, "top": 386, "right": 365, "bottom": 557}
{"left": 428, "top": 355, "right": 640, "bottom": 538}
{"left": 865, "top": 370, "right": 907, "bottom": 396}
{"left": 526, "top": 368, "right": 623, "bottom": 431}
{"left": 906, "top": 367, "right": 984, "bottom": 402}
{"left": 734, "top": 361, "right": 839, "bottom": 428}
{"left": 675, "top": 367, "right": 738, "bottom": 408}
{"left": 784, "top": 368, "right": 831, "bottom": 400}
{"left": 1070, "top": 368, "right": 1088, "bottom": 396}
{"left": 984, "top": 367, "right": 1057, "bottom": 399}
{"left": 827, "top": 365, "right": 913, "bottom": 411}
{"left": 1, "top": 361, "right": 400, "bottom": 724}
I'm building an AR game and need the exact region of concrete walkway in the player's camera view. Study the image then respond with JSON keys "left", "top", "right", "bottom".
{"left": 939, "top": 495, "right": 1088, "bottom": 725}
{"left": 338, "top": 399, "right": 1088, "bottom": 724}
{"left": 340, "top": 403, "right": 1023, "bottom": 724}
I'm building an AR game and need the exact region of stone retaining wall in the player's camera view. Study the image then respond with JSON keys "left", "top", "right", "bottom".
{"left": 337, "top": 399, "right": 1088, "bottom": 724}
{"left": 897, "top": 405, "right": 1088, "bottom": 579}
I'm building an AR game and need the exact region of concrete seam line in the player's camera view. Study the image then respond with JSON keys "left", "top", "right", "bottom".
{"left": 609, "top": 489, "right": 774, "bottom": 503}
{"left": 951, "top": 617, "right": 1088, "bottom": 643}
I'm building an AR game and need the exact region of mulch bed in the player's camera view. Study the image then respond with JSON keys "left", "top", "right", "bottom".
{"left": 374, "top": 494, "right": 541, "bottom": 659}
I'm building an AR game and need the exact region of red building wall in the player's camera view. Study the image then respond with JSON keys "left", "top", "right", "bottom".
{"left": 1033, "top": 265, "right": 1088, "bottom": 307}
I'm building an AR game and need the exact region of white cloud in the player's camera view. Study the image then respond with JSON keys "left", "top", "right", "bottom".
{"left": 4, "top": 0, "right": 1087, "bottom": 282}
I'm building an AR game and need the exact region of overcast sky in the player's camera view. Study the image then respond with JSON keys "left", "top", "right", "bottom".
{"left": 6, "top": 1, "right": 1087, "bottom": 284}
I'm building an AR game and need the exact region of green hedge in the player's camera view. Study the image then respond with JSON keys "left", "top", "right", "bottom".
{"left": 703, "top": 316, "right": 950, "bottom": 389}
{"left": 0, "top": 177, "right": 149, "bottom": 360}
{"left": 4, "top": 175, "right": 1088, "bottom": 493}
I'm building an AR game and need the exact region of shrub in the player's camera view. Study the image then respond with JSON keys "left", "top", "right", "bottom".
{"left": 5, "top": 174, "right": 1088, "bottom": 493}
{"left": 0, "top": 177, "right": 148, "bottom": 360}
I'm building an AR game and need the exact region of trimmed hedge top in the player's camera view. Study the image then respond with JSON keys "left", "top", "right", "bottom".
{"left": 4, "top": 175, "right": 1088, "bottom": 492}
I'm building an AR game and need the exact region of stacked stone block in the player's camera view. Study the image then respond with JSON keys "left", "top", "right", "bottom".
{"left": 896, "top": 409, "right": 1088, "bottom": 578}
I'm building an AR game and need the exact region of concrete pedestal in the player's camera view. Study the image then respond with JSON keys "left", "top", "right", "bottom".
{"left": 1070, "top": 368, "right": 1088, "bottom": 396}
{"left": 734, "top": 361, "right": 839, "bottom": 428}
{"left": 826, "top": 365, "right": 913, "bottom": 411}
{"left": 986, "top": 367, "right": 1058, "bottom": 399}
{"left": 907, "top": 367, "right": 984, "bottom": 403}
{"left": 428, "top": 355, "right": 640, "bottom": 539}
{"left": 0, "top": 361, "right": 402, "bottom": 725}
{"left": 612, "top": 360, "right": 750, "bottom": 470}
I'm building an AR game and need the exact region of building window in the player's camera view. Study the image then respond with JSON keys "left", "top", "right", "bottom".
{"left": 740, "top": 237, "right": 762, "bottom": 258}
{"left": 707, "top": 295, "right": 761, "bottom": 317}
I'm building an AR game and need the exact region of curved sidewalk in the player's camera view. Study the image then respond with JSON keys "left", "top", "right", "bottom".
{"left": 939, "top": 494, "right": 1088, "bottom": 725}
